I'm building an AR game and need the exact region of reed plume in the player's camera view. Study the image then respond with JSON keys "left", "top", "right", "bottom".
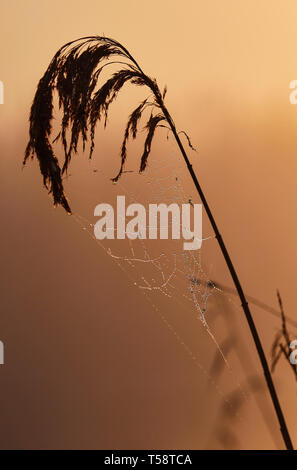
{"left": 24, "top": 36, "right": 170, "bottom": 212}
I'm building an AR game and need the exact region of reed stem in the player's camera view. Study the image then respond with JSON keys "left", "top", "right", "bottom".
{"left": 158, "top": 101, "right": 294, "bottom": 450}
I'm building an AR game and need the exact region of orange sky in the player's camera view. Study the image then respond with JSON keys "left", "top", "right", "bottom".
{"left": 0, "top": 0, "right": 297, "bottom": 449}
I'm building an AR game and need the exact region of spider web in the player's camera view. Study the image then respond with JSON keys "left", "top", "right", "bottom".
{"left": 67, "top": 137, "right": 256, "bottom": 436}
{"left": 77, "top": 155, "right": 230, "bottom": 361}
{"left": 75, "top": 153, "right": 221, "bottom": 326}
{"left": 64, "top": 134, "right": 281, "bottom": 448}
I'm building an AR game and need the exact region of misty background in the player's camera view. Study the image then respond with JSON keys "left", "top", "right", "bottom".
{"left": 0, "top": 0, "right": 296, "bottom": 449}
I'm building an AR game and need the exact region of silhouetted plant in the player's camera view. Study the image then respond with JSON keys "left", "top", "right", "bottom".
{"left": 24, "top": 35, "right": 294, "bottom": 449}
{"left": 24, "top": 36, "right": 181, "bottom": 212}
{"left": 271, "top": 291, "right": 297, "bottom": 381}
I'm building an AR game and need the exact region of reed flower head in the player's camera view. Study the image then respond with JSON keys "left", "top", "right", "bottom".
{"left": 24, "top": 36, "right": 168, "bottom": 213}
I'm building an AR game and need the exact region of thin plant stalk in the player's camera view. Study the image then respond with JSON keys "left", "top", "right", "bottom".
{"left": 159, "top": 104, "right": 294, "bottom": 450}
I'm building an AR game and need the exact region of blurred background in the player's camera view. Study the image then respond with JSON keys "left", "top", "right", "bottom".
{"left": 0, "top": 0, "right": 296, "bottom": 449}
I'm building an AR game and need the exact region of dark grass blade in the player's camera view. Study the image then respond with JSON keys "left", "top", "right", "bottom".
{"left": 139, "top": 113, "right": 165, "bottom": 173}
{"left": 270, "top": 291, "right": 297, "bottom": 380}
{"left": 111, "top": 99, "right": 147, "bottom": 182}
